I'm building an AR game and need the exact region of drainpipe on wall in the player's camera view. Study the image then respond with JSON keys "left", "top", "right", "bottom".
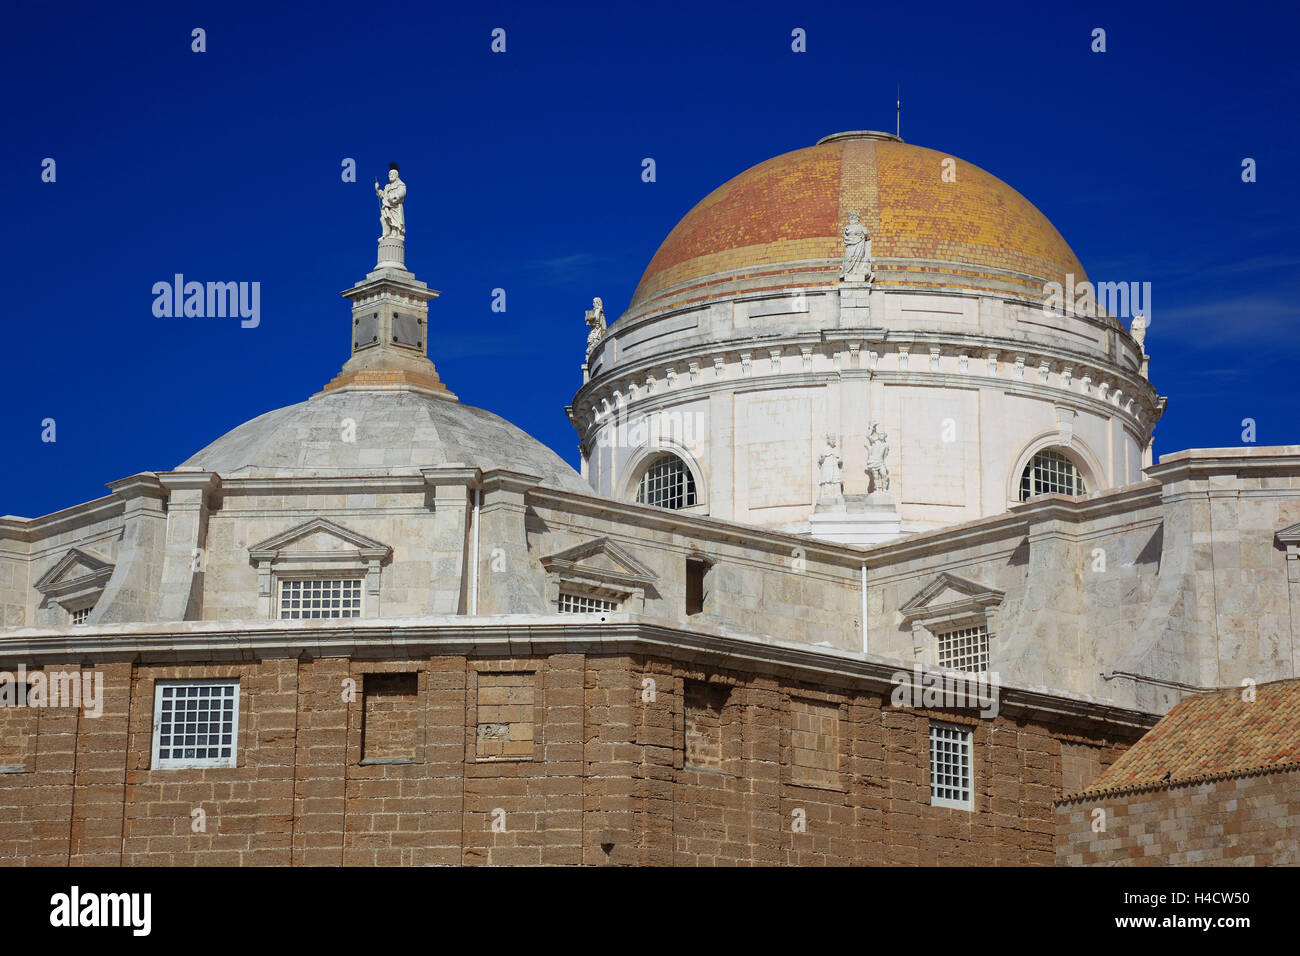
{"left": 470, "top": 487, "right": 481, "bottom": 615}
{"left": 861, "top": 563, "right": 868, "bottom": 655}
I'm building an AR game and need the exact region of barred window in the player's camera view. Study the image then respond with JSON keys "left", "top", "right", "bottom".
{"left": 936, "top": 624, "right": 990, "bottom": 674}
{"left": 1019, "top": 449, "right": 1086, "bottom": 500}
{"left": 557, "top": 591, "right": 618, "bottom": 614}
{"left": 70, "top": 607, "right": 91, "bottom": 626}
{"left": 930, "top": 723, "right": 973, "bottom": 810}
{"left": 152, "top": 680, "right": 240, "bottom": 769}
{"left": 279, "top": 578, "right": 362, "bottom": 619}
{"left": 636, "top": 454, "right": 697, "bottom": 509}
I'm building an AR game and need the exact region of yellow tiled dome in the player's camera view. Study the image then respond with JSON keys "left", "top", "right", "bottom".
{"left": 630, "top": 131, "right": 1086, "bottom": 316}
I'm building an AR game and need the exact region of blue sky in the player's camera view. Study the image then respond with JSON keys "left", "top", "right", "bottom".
{"left": 1, "top": 0, "right": 1296, "bottom": 518}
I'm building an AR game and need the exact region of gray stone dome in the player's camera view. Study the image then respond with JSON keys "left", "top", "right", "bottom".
{"left": 179, "top": 388, "right": 590, "bottom": 493}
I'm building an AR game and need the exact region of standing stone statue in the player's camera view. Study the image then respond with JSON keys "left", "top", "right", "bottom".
{"left": 585, "top": 297, "right": 607, "bottom": 355}
{"left": 865, "top": 421, "right": 891, "bottom": 494}
{"left": 1130, "top": 313, "right": 1147, "bottom": 354}
{"left": 375, "top": 163, "right": 407, "bottom": 239}
{"left": 840, "top": 210, "right": 872, "bottom": 282}
{"left": 817, "top": 434, "right": 844, "bottom": 504}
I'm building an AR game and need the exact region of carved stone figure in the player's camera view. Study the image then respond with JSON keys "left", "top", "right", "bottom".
{"left": 817, "top": 435, "right": 844, "bottom": 502}
{"left": 375, "top": 164, "right": 406, "bottom": 239}
{"left": 840, "top": 210, "right": 872, "bottom": 282}
{"left": 865, "top": 421, "right": 891, "bottom": 494}
{"left": 1130, "top": 313, "right": 1146, "bottom": 353}
{"left": 585, "top": 297, "right": 607, "bottom": 354}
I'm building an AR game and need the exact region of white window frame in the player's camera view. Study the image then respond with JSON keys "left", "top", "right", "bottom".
{"left": 635, "top": 453, "right": 698, "bottom": 510}
{"left": 1019, "top": 448, "right": 1087, "bottom": 500}
{"left": 69, "top": 605, "right": 93, "bottom": 626}
{"left": 934, "top": 622, "right": 991, "bottom": 674}
{"left": 277, "top": 576, "right": 364, "bottom": 620}
{"left": 556, "top": 590, "right": 619, "bottom": 614}
{"left": 152, "top": 679, "right": 241, "bottom": 770}
{"left": 929, "top": 722, "right": 974, "bottom": 811}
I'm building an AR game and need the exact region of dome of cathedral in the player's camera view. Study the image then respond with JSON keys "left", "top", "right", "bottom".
{"left": 629, "top": 130, "right": 1087, "bottom": 317}
{"left": 179, "top": 389, "right": 589, "bottom": 493}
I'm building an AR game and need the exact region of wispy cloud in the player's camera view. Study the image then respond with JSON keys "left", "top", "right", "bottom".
{"left": 1154, "top": 295, "right": 1300, "bottom": 347}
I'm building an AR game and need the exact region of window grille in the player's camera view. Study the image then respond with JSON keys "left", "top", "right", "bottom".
{"left": 152, "top": 680, "right": 239, "bottom": 768}
{"left": 1019, "top": 449, "right": 1086, "bottom": 500}
{"left": 936, "top": 624, "right": 990, "bottom": 673}
{"left": 279, "top": 578, "right": 362, "bottom": 619}
{"left": 636, "top": 455, "right": 697, "bottom": 509}
{"left": 70, "top": 607, "right": 91, "bottom": 626}
{"left": 557, "top": 591, "right": 618, "bottom": 614}
{"left": 930, "top": 723, "right": 973, "bottom": 810}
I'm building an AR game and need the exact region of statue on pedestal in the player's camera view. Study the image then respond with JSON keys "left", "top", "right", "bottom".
{"left": 840, "top": 210, "right": 872, "bottom": 282}
{"left": 817, "top": 435, "right": 844, "bottom": 504}
{"left": 375, "top": 163, "right": 407, "bottom": 240}
{"left": 865, "top": 421, "right": 891, "bottom": 494}
{"left": 585, "top": 297, "right": 607, "bottom": 355}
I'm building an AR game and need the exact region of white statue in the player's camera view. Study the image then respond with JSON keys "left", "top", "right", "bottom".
{"left": 374, "top": 164, "right": 406, "bottom": 239}
{"left": 1130, "top": 313, "right": 1146, "bottom": 353}
{"left": 585, "top": 297, "right": 607, "bottom": 354}
{"left": 840, "top": 210, "right": 872, "bottom": 282}
{"left": 865, "top": 421, "right": 891, "bottom": 494}
{"left": 817, "top": 435, "right": 844, "bottom": 502}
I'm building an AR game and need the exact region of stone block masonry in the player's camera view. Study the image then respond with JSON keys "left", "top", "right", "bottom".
{"left": 0, "top": 649, "right": 1142, "bottom": 866}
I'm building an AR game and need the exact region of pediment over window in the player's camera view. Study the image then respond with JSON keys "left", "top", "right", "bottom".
{"left": 248, "top": 518, "right": 391, "bottom": 563}
{"left": 900, "top": 572, "right": 1004, "bottom": 624}
{"left": 34, "top": 547, "right": 115, "bottom": 605}
{"left": 540, "top": 537, "right": 658, "bottom": 612}
{"left": 1279, "top": 523, "right": 1300, "bottom": 583}
{"left": 248, "top": 519, "right": 391, "bottom": 616}
{"left": 540, "top": 537, "right": 658, "bottom": 588}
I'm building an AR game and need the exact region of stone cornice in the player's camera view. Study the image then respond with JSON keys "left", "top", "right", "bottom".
{"left": 574, "top": 331, "right": 1160, "bottom": 440}
{"left": 1146, "top": 446, "right": 1300, "bottom": 483}
{"left": 0, "top": 614, "right": 1160, "bottom": 729}
{"left": 0, "top": 494, "right": 123, "bottom": 544}
{"left": 525, "top": 484, "right": 869, "bottom": 569}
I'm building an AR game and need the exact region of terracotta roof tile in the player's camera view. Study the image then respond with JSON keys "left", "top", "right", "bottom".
{"left": 1064, "top": 678, "right": 1300, "bottom": 801}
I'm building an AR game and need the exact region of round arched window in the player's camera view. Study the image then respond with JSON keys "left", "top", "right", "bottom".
{"left": 1019, "top": 449, "right": 1086, "bottom": 500}
{"left": 635, "top": 454, "right": 697, "bottom": 509}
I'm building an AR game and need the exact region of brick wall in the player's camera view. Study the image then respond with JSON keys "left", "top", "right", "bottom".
{"left": 1055, "top": 769, "right": 1300, "bottom": 865}
{"left": 0, "top": 652, "right": 1138, "bottom": 866}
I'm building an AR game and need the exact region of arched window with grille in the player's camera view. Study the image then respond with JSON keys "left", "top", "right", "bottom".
{"left": 1019, "top": 448, "right": 1087, "bottom": 500}
{"left": 635, "top": 453, "right": 697, "bottom": 509}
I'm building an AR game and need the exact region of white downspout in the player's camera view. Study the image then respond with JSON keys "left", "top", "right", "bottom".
{"left": 469, "top": 487, "right": 481, "bottom": 615}
{"left": 860, "top": 563, "right": 868, "bottom": 655}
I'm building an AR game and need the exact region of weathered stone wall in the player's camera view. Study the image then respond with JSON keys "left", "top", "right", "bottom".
{"left": 1055, "top": 768, "right": 1300, "bottom": 866}
{"left": 0, "top": 649, "right": 1140, "bottom": 867}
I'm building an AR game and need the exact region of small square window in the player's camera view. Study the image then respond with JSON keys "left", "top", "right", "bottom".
{"left": 70, "top": 606, "right": 92, "bottom": 626}
{"left": 557, "top": 591, "right": 618, "bottom": 614}
{"left": 930, "top": 723, "right": 973, "bottom": 810}
{"left": 152, "top": 680, "right": 240, "bottom": 769}
{"left": 279, "top": 578, "right": 362, "bottom": 619}
{"left": 935, "top": 624, "right": 990, "bottom": 674}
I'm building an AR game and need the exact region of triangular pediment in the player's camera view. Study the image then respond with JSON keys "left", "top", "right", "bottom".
{"left": 34, "top": 547, "right": 115, "bottom": 596}
{"left": 1278, "top": 522, "right": 1300, "bottom": 545}
{"left": 900, "top": 572, "right": 1003, "bottom": 622}
{"left": 540, "top": 537, "right": 658, "bottom": 587}
{"left": 248, "top": 518, "right": 391, "bottom": 560}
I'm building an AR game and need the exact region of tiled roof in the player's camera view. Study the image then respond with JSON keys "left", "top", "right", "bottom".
{"left": 630, "top": 134, "right": 1086, "bottom": 313}
{"left": 1063, "top": 678, "right": 1300, "bottom": 801}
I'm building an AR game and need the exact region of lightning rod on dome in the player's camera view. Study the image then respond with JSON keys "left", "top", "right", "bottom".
{"left": 896, "top": 85, "right": 901, "bottom": 139}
